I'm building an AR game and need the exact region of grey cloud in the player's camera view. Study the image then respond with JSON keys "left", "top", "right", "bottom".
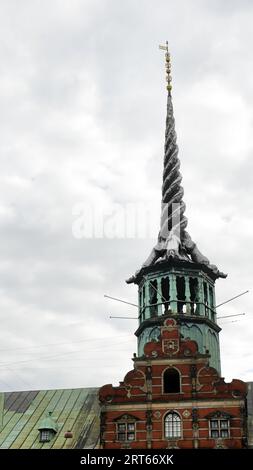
{"left": 0, "top": 0, "right": 252, "bottom": 391}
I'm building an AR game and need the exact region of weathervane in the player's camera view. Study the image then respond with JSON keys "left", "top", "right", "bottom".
{"left": 159, "top": 41, "right": 172, "bottom": 91}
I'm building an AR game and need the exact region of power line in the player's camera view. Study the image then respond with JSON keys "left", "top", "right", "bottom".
{"left": 109, "top": 316, "right": 138, "bottom": 320}
{"left": 0, "top": 351, "right": 137, "bottom": 370}
{"left": 0, "top": 339, "right": 135, "bottom": 369}
{"left": 105, "top": 289, "right": 249, "bottom": 311}
{"left": 0, "top": 334, "right": 132, "bottom": 353}
{"left": 216, "top": 290, "right": 249, "bottom": 308}
{"left": 104, "top": 294, "right": 138, "bottom": 307}
{"left": 217, "top": 313, "right": 245, "bottom": 320}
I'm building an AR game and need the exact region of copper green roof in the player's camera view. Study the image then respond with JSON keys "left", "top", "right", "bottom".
{"left": 38, "top": 411, "right": 58, "bottom": 433}
{"left": 0, "top": 387, "right": 99, "bottom": 449}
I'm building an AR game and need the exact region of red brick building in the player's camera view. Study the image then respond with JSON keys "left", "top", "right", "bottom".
{"left": 99, "top": 318, "right": 247, "bottom": 449}
{"left": 99, "top": 48, "right": 248, "bottom": 449}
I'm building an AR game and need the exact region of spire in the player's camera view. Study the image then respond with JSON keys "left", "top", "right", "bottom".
{"left": 126, "top": 46, "right": 227, "bottom": 284}
{"left": 159, "top": 44, "right": 187, "bottom": 240}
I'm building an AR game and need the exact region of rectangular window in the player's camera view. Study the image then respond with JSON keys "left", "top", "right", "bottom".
{"left": 118, "top": 424, "right": 126, "bottom": 432}
{"left": 40, "top": 430, "right": 51, "bottom": 442}
{"left": 127, "top": 423, "right": 135, "bottom": 432}
{"left": 117, "top": 422, "right": 135, "bottom": 442}
{"left": 220, "top": 420, "right": 228, "bottom": 429}
{"left": 210, "top": 419, "right": 230, "bottom": 439}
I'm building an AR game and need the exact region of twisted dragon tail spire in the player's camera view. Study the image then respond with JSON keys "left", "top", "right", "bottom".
{"left": 125, "top": 45, "right": 227, "bottom": 283}
{"left": 160, "top": 84, "right": 188, "bottom": 240}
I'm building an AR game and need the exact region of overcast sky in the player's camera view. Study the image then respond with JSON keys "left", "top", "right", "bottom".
{"left": 0, "top": 0, "right": 252, "bottom": 392}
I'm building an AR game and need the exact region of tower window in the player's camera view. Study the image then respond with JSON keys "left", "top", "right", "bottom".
{"left": 161, "top": 276, "right": 170, "bottom": 312}
{"left": 209, "top": 419, "right": 230, "bottom": 439}
{"left": 163, "top": 368, "right": 180, "bottom": 393}
{"left": 189, "top": 277, "right": 198, "bottom": 314}
{"left": 149, "top": 280, "right": 158, "bottom": 316}
{"left": 176, "top": 277, "right": 185, "bottom": 313}
{"left": 164, "top": 412, "right": 181, "bottom": 439}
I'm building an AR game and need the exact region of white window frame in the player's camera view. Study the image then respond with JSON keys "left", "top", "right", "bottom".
{"left": 209, "top": 418, "right": 230, "bottom": 439}
{"left": 39, "top": 429, "right": 52, "bottom": 443}
{"left": 116, "top": 420, "right": 136, "bottom": 442}
{"left": 164, "top": 411, "right": 182, "bottom": 439}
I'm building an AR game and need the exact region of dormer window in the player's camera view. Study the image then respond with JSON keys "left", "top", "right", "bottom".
{"left": 40, "top": 429, "right": 54, "bottom": 443}
{"left": 38, "top": 411, "right": 58, "bottom": 443}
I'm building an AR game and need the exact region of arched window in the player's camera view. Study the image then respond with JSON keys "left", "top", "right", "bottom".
{"left": 164, "top": 412, "right": 181, "bottom": 439}
{"left": 163, "top": 368, "right": 180, "bottom": 393}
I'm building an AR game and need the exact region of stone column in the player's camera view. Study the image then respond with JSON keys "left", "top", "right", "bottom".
{"left": 169, "top": 273, "right": 177, "bottom": 314}
{"left": 138, "top": 287, "right": 142, "bottom": 324}
{"left": 206, "top": 284, "right": 211, "bottom": 320}
{"left": 156, "top": 277, "right": 163, "bottom": 316}
{"left": 212, "top": 287, "right": 217, "bottom": 323}
{"left": 142, "top": 283, "right": 147, "bottom": 321}
{"left": 197, "top": 278, "right": 205, "bottom": 316}
{"left": 185, "top": 276, "right": 191, "bottom": 315}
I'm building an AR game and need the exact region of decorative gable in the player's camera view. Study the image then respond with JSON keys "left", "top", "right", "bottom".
{"left": 205, "top": 410, "right": 234, "bottom": 420}
{"left": 143, "top": 318, "right": 201, "bottom": 359}
{"left": 114, "top": 414, "right": 140, "bottom": 422}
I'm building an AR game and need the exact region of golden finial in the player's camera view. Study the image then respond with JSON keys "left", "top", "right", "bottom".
{"left": 159, "top": 41, "right": 172, "bottom": 92}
